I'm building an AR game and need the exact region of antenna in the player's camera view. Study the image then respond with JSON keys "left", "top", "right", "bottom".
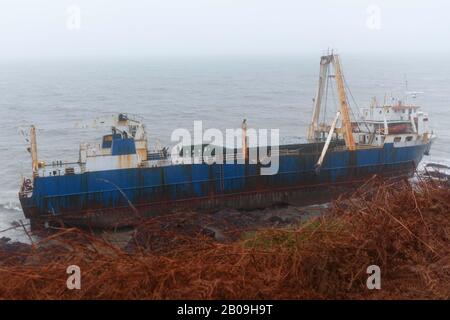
{"left": 404, "top": 73, "right": 424, "bottom": 101}
{"left": 404, "top": 74, "right": 408, "bottom": 103}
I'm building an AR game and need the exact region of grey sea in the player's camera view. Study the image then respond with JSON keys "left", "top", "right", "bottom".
{"left": 1, "top": 54, "right": 449, "bottom": 241}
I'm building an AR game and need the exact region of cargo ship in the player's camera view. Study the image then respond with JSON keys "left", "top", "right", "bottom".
{"left": 18, "top": 54, "right": 435, "bottom": 228}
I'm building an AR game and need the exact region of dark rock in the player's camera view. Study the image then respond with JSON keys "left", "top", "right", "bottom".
{"left": 268, "top": 216, "right": 284, "bottom": 224}
{"left": 200, "top": 228, "right": 216, "bottom": 239}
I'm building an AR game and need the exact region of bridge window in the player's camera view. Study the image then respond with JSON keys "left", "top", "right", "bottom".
{"left": 406, "top": 136, "right": 413, "bottom": 142}
{"left": 394, "top": 137, "right": 402, "bottom": 143}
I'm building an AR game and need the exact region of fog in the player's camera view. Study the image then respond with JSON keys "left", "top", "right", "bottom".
{"left": 0, "top": 0, "right": 448, "bottom": 59}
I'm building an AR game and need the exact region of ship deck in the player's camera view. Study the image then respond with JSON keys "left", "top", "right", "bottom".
{"left": 34, "top": 139, "right": 387, "bottom": 178}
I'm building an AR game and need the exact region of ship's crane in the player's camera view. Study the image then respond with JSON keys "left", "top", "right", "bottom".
{"left": 308, "top": 53, "right": 356, "bottom": 151}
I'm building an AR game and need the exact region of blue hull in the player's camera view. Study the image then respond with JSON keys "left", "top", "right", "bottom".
{"left": 20, "top": 142, "right": 428, "bottom": 227}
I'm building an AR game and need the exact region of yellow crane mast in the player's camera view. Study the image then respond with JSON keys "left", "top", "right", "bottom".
{"left": 308, "top": 53, "right": 356, "bottom": 151}
{"left": 332, "top": 54, "right": 356, "bottom": 151}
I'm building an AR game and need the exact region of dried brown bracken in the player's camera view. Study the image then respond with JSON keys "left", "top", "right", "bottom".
{"left": 0, "top": 174, "right": 449, "bottom": 300}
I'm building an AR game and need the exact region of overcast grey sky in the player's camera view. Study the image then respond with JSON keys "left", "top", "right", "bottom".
{"left": 1, "top": 0, "right": 448, "bottom": 58}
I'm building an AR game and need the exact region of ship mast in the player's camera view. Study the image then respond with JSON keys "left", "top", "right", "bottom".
{"left": 308, "top": 55, "right": 331, "bottom": 140}
{"left": 332, "top": 54, "right": 356, "bottom": 150}
{"left": 308, "top": 53, "right": 356, "bottom": 151}
{"left": 241, "top": 119, "right": 248, "bottom": 162}
{"left": 30, "top": 125, "right": 39, "bottom": 177}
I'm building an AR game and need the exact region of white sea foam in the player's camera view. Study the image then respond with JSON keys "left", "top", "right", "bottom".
{"left": 0, "top": 201, "right": 22, "bottom": 212}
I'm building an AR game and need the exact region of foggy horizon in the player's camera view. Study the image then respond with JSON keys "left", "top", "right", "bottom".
{"left": 1, "top": 0, "right": 449, "bottom": 60}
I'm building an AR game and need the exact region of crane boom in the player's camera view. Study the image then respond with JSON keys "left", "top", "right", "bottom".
{"left": 308, "top": 55, "right": 332, "bottom": 140}
{"left": 331, "top": 54, "right": 356, "bottom": 151}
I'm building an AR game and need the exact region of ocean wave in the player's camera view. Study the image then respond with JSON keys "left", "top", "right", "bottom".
{"left": 420, "top": 158, "right": 450, "bottom": 172}
{"left": 0, "top": 201, "right": 22, "bottom": 212}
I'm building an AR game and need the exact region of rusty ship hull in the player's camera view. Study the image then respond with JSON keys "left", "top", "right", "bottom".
{"left": 19, "top": 141, "right": 429, "bottom": 228}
